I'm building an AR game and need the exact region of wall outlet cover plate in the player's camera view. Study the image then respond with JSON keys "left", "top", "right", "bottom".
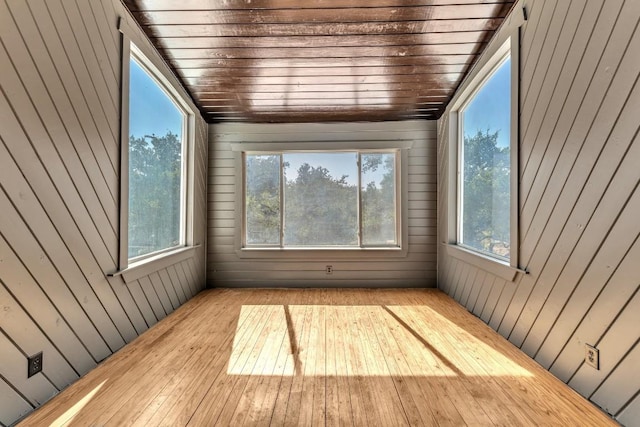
{"left": 585, "top": 344, "right": 599, "bottom": 370}
{"left": 27, "top": 352, "right": 43, "bottom": 378}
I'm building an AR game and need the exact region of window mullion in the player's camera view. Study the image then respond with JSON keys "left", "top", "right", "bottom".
{"left": 458, "top": 115, "right": 464, "bottom": 245}
{"left": 181, "top": 113, "right": 188, "bottom": 246}
{"left": 395, "top": 151, "right": 400, "bottom": 246}
{"left": 357, "top": 152, "right": 363, "bottom": 247}
{"left": 279, "top": 153, "right": 284, "bottom": 248}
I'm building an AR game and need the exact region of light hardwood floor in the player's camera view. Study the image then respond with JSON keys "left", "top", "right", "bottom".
{"left": 21, "top": 288, "right": 615, "bottom": 426}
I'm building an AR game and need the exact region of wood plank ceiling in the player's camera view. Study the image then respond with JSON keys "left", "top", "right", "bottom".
{"left": 124, "top": 0, "right": 514, "bottom": 123}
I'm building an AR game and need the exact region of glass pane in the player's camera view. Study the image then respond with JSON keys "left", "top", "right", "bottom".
{"left": 361, "top": 153, "right": 397, "bottom": 245}
{"left": 245, "top": 154, "right": 281, "bottom": 245}
{"left": 283, "top": 153, "right": 358, "bottom": 246}
{"left": 128, "top": 57, "right": 184, "bottom": 259}
{"left": 460, "top": 56, "right": 511, "bottom": 259}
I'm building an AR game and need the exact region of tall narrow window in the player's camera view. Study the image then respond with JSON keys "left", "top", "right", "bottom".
{"left": 243, "top": 151, "right": 399, "bottom": 248}
{"left": 459, "top": 55, "right": 511, "bottom": 260}
{"left": 245, "top": 154, "right": 281, "bottom": 246}
{"left": 128, "top": 54, "right": 186, "bottom": 259}
{"left": 361, "top": 152, "right": 397, "bottom": 246}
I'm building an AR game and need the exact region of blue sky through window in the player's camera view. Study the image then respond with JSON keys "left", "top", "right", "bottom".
{"left": 283, "top": 152, "right": 390, "bottom": 187}
{"left": 129, "top": 58, "right": 183, "bottom": 139}
{"left": 462, "top": 57, "right": 511, "bottom": 148}
{"left": 284, "top": 153, "right": 358, "bottom": 185}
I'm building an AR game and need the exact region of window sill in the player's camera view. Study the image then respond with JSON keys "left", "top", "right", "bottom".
{"left": 444, "top": 243, "right": 525, "bottom": 282}
{"left": 236, "top": 246, "right": 407, "bottom": 260}
{"left": 109, "top": 245, "right": 199, "bottom": 283}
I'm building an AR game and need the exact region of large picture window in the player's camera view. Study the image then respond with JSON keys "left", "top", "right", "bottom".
{"left": 458, "top": 52, "right": 512, "bottom": 261}
{"left": 244, "top": 151, "right": 399, "bottom": 248}
{"left": 127, "top": 49, "right": 187, "bottom": 260}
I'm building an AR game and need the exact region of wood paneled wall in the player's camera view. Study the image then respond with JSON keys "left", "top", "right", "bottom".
{"left": 437, "top": 0, "right": 640, "bottom": 424}
{"left": 0, "top": 0, "right": 207, "bottom": 425}
{"left": 208, "top": 121, "right": 437, "bottom": 288}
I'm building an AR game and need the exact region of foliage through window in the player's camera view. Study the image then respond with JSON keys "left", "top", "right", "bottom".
{"left": 245, "top": 151, "right": 398, "bottom": 248}
{"left": 128, "top": 55, "right": 186, "bottom": 259}
{"left": 459, "top": 55, "right": 511, "bottom": 260}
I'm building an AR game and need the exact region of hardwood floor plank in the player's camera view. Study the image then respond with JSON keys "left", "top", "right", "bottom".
{"left": 268, "top": 294, "right": 307, "bottom": 426}
{"left": 70, "top": 290, "right": 244, "bottom": 425}
{"left": 352, "top": 304, "right": 409, "bottom": 426}
{"left": 406, "top": 293, "right": 531, "bottom": 422}
{"left": 18, "top": 290, "right": 214, "bottom": 425}
{"left": 126, "top": 292, "right": 255, "bottom": 426}
{"left": 242, "top": 303, "right": 291, "bottom": 426}
{"left": 366, "top": 305, "right": 436, "bottom": 426}
{"left": 20, "top": 289, "right": 616, "bottom": 427}
{"left": 283, "top": 303, "right": 315, "bottom": 425}
{"left": 425, "top": 291, "right": 605, "bottom": 424}
{"left": 332, "top": 292, "right": 367, "bottom": 426}
{"left": 340, "top": 292, "right": 378, "bottom": 426}
{"left": 228, "top": 302, "right": 289, "bottom": 425}
{"left": 311, "top": 305, "right": 327, "bottom": 427}
{"left": 116, "top": 290, "right": 245, "bottom": 425}
{"left": 183, "top": 295, "right": 277, "bottom": 425}
{"left": 324, "top": 304, "right": 340, "bottom": 426}
{"left": 398, "top": 303, "right": 527, "bottom": 425}
{"left": 387, "top": 306, "right": 480, "bottom": 425}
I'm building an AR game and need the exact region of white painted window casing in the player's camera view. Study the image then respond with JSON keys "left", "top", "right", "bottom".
{"left": 446, "top": 32, "right": 524, "bottom": 281}
{"left": 230, "top": 140, "right": 412, "bottom": 259}
{"left": 242, "top": 150, "right": 400, "bottom": 249}
{"left": 114, "top": 19, "right": 198, "bottom": 279}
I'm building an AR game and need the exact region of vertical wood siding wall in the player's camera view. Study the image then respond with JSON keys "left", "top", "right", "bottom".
{"left": 0, "top": 1, "right": 207, "bottom": 425}
{"left": 437, "top": 0, "right": 640, "bottom": 424}
{"left": 208, "top": 121, "right": 437, "bottom": 288}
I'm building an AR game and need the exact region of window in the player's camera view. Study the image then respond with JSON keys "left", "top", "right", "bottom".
{"left": 244, "top": 151, "right": 399, "bottom": 248}
{"left": 125, "top": 46, "right": 188, "bottom": 261}
{"left": 458, "top": 54, "right": 511, "bottom": 260}
{"left": 446, "top": 29, "right": 520, "bottom": 276}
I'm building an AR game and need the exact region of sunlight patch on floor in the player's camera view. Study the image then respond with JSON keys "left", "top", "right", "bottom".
{"left": 50, "top": 380, "right": 107, "bottom": 427}
{"left": 226, "top": 305, "right": 533, "bottom": 378}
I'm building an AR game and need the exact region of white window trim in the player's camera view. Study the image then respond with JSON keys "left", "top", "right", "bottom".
{"left": 232, "top": 140, "right": 412, "bottom": 260}
{"left": 112, "top": 18, "right": 198, "bottom": 279}
{"left": 446, "top": 30, "right": 526, "bottom": 281}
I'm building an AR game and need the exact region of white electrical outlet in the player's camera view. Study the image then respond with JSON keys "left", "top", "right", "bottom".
{"left": 585, "top": 344, "right": 599, "bottom": 370}
{"left": 326, "top": 265, "right": 333, "bottom": 274}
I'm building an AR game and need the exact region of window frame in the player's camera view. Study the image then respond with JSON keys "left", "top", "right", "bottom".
{"left": 127, "top": 49, "right": 188, "bottom": 262}
{"left": 242, "top": 149, "right": 401, "bottom": 250}
{"left": 447, "top": 32, "right": 522, "bottom": 281}
{"left": 457, "top": 52, "right": 511, "bottom": 261}
{"left": 115, "top": 19, "right": 197, "bottom": 279}
{"left": 231, "top": 141, "right": 412, "bottom": 259}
